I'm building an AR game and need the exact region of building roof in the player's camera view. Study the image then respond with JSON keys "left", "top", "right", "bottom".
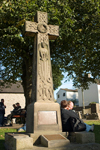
{"left": 0, "top": 81, "right": 24, "bottom": 93}
{"left": 60, "top": 88, "right": 78, "bottom": 92}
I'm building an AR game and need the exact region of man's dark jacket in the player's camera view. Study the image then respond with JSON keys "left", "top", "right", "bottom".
{"left": 13, "top": 106, "right": 21, "bottom": 115}
{"left": 61, "top": 108, "right": 80, "bottom": 132}
{"left": 0, "top": 102, "right": 5, "bottom": 114}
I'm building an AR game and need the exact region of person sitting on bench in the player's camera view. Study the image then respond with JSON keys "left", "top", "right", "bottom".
{"left": 14, "top": 103, "right": 21, "bottom": 115}
{"left": 6, "top": 103, "right": 21, "bottom": 125}
{"left": 61, "top": 100, "right": 94, "bottom": 132}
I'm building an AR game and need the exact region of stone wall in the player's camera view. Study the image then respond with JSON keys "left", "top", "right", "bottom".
{"left": 73, "top": 106, "right": 91, "bottom": 112}
{"left": 0, "top": 93, "right": 25, "bottom": 116}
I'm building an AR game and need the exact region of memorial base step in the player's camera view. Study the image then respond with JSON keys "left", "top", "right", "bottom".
{"left": 5, "top": 133, "right": 33, "bottom": 150}
{"left": 40, "top": 134, "right": 70, "bottom": 148}
{"left": 68, "top": 131, "right": 95, "bottom": 144}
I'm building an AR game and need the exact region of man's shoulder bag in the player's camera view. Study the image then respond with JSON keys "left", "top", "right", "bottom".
{"left": 69, "top": 117, "right": 86, "bottom": 132}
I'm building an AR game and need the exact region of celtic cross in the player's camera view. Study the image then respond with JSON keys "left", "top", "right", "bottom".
{"left": 24, "top": 11, "right": 59, "bottom": 102}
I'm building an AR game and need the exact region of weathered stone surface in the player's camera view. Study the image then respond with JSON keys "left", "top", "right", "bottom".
{"left": 68, "top": 131, "right": 95, "bottom": 144}
{"left": 26, "top": 102, "right": 62, "bottom": 134}
{"left": 14, "top": 136, "right": 33, "bottom": 149}
{"left": 24, "top": 11, "right": 59, "bottom": 103}
{"left": 22, "top": 143, "right": 100, "bottom": 150}
{"left": 4, "top": 132, "right": 98, "bottom": 150}
{"left": 24, "top": 11, "right": 61, "bottom": 135}
{"left": 5, "top": 133, "right": 33, "bottom": 150}
{"left": 28, "top": 133, "right": 41, "bottom": 145}
{"left": 40, "top": 134, "right": 70, "bottom": 148}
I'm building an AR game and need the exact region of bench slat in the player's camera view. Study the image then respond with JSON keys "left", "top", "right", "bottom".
{"left": 12, "top": 115, "right": 25, "bottom": 118}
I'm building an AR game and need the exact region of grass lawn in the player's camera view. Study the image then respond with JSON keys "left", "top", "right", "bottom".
{"left": 0, "top": 120, "right": 100, "bottom": 150}
{"left": 0, "top": 128, "right": 17, "bottom": 150}
{"left": 84, "top": 120, "right": 100, "bottom": 144}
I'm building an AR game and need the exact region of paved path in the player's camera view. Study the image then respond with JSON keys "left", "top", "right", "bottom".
{"left": 1, "top": 123, "right": 23, "bottom": 129}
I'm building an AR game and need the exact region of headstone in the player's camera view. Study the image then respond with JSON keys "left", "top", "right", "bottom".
{"left": 24, "top": 11, "right": 62, "bottom": 135}
{"left": 91, "top": 103, "right": 100, "bottom": 114}
{"left": 87, "top": 103, "right": 100, "bottom": 119}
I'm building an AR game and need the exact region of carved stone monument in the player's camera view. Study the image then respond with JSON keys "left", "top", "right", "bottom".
{"left": 25, "top": 11, "right": 59, "bottom": 102}
{"left": 25, "top": 11, "right": 62, "bottom": 137}
{"left": 4, "top": 11, "right": 95, "bottom": 149}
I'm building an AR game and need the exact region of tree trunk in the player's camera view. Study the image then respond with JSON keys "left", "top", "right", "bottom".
{"left": 21, "top": 55, "right": 33, "bottom": 107}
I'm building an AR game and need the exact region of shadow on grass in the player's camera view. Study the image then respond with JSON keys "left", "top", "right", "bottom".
{"left": 0, "top": 139, "right": 5, "bottom": 150}
{"left": 94, "top": 124, "right": 100, "bottom": 144}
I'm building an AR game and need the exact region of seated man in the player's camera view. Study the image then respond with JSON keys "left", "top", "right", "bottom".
{"left": 6, "top": 103, "right": 22, "bottom": 125}
{"left": 61, "top": 100, "right": 94, "bottom": 132}
{"left": 14, "top": 103, "right": 21, "bottom": 115}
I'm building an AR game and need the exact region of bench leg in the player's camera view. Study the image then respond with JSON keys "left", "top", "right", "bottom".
{"left": 11, "top": 119, "right": 13, "bottom": 126}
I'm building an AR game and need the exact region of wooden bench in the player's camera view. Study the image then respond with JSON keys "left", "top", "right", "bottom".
{"left": 12, "top": 114, "right": 25, "bottom": 125}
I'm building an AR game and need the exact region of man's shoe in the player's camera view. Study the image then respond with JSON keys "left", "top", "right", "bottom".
{"left": 18, "top": 128, "right": 24, "bottom": 132}
{"left": 90, "top": 124, "right": 94, "bottom": 132}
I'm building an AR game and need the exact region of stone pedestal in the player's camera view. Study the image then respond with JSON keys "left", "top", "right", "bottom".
{"left": 5, "top": 132, "right": 69, "bottom": 149}
{"left": 68, "top": 132, "right": 95, "bottom": 144}
{"left": 27, "top": 132, "right": 68, "bottom": 146}
{"left": 5, "top": 133, "right": 33, "bottom": 150}
{"left": 26, "top": 102, "right": 62, "bottom": 134}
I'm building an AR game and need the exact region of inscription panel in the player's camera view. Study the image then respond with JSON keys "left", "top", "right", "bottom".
{"left": 43, "top": 134, "right": 66, "bottom": 141}
{"left": 38, "top": 111, "right": 57, "bottom": 125}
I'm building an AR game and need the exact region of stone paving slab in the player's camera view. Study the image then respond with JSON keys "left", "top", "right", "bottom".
{"left": 23, "top": 143, "right": 100, "bottom": 150}
{"left": 0, "top": 124, "right": 23, "bottom": 129}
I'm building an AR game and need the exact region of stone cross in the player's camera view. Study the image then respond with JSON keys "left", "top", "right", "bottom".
{"left": 24, "top": 11, "right": 59, "bottom": 102}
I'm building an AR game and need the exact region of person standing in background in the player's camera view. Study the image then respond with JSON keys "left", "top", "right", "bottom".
{"left": 1, "top": 99, "right": 6, "bottom": 109}
{"left": 0, "top": 99, "right": 5, "bottom": 126}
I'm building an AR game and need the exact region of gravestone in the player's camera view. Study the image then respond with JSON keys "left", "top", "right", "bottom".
{"left": 24, "top": 11, "right": 62, "bottom": 136}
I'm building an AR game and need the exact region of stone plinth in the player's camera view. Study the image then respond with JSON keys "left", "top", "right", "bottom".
{"left": 40, "top": 134, "right": 70, "bottom": 147}
{"left": 68, "top": 132, "right": 95, "bottom": 144}
{"left": 28, "top": 132, "right": 68, "bottom": 145}
{"left": 26, "top": 102, "right": 62, "bottom": 134}
{"left": 5, "top": 132, "right": 69, "bottom": 149}
{"left": 5, "top": 133, "right": 33, "bottom": 150}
